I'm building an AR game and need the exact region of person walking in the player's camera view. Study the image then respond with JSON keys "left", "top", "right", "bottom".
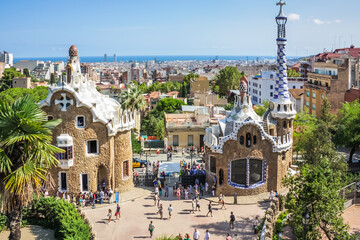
{"left": 195, "top": 197, "right": 201, "bottom": 211}
{"left": 100, "top": 190, "right": 104, "bottom": 204}
{"left": 206, "top": 202, "right": 213, "bottom": 217}
{"left": 115, "top": 204, "right": 121, "bottom": 220}
{"left": 212, "top": 184, "right": 216, "bottom": 197}
{"left": 229, "top": 212, "right": 235, "bottom": 229}
{"left": 164, "top": 184, "right": 169, "bottom": 197}
{"left": 252, "top": 216, "right": 260, "bottom": 234}
{"left": 153, "top": 194, "right": 157, "bottom": 206}
{"left": 148, "top": 221, "right": 155, "bottom": 238}
{"left": 191, "top": 199, "right": 196, "bottom": 214}
{"left": 176, "top": 188, "right": 181, "bottom": 200}
{"left": 107, "top": 209, "right": 112, "bottom": 224}
{"left": 178, "top": 233, "right": 184, "bottom": 240}
{"left": 158, "top": 204, "right": 163, "bottom": 219}
{"left": 221, "top": 197, "right": 227, "bottom": 210}
{"left": 184, "top": 233, "right": 191, "bottom": 240}
{"left": 193, "top": 228, "right": 200, "bottom": 240}
{"left": 168, "top": 204, "right": 173, "bottom": 219}
{"left": 205, "top": 182, "right": 208, "bottom": 194}
{"left": 204, "top": 230, "right": 210, "bottom": 240}
{"left": 108, "top": 188, "right": 113, "bottom": 204}
{"left": 226, "top": 233, "right": 232, "bottom": 240}
{"left": 269, "top": 190, "right": 274, "bottom": 201}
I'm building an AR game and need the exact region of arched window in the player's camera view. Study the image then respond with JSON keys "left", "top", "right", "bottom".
{"left": 277, "top": 105, "right": 280, "bottom": 111}
{"left": 253, "top": 135, "right": 257, "bottom": 145}
{"left": 240, "top": 136, "right": 244, "bottom": 145}
{"left": 210, "top": 156, "right": 216, "bottom": 173}
{"left": 230, "top": 159, "right": 265, "bottom": 187}
{"left": 219, "top": 169, "right": 224, "bottom": 185}
{"left": 283, "top": 121, "right": 287, "bottom": 129}
{"left": 289, "top": 120, "right": 292, "bottom": 128}
{"left": 246, "top": 133, "right": 251, "bottom": 148}
{"left": 284, "top": 105, "right": 287, "bottom": 111}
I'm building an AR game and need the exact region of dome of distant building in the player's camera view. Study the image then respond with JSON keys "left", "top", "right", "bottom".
{"left": 69, "top": 45, "right": 78, "bottom": 57}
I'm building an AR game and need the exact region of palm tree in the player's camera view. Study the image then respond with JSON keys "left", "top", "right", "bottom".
{"left": 119, "top": 86, "right": 147, "bottom": 111}
{"left": 0, "top": 96, "right": 63, "bottom": 240}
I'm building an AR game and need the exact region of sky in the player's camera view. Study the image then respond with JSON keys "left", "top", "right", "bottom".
{"left": 1, "top": 0, "right": 359, "bottom": 58}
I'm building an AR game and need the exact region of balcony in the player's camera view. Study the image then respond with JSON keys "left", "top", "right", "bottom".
{"left": 59, "top": 159, "right": 74, "bottom": 168}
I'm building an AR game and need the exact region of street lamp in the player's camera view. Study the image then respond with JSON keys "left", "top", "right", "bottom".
{"left": 302, "top": 208, "right": 310, "bottom": 240}
{"left": 190, "top": 147, "right": 194, "bottom": 166}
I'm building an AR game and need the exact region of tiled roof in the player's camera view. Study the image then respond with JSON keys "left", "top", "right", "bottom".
{"left": 289, "top": 88, "right": 304, "bottom": 99}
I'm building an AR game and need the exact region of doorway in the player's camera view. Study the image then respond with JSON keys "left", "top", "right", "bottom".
{"left": 97, "top": 165, "right": 108, "bottom": 191}
{"left": 219, "top": 169, "right": 224, "bottom": 185}
{"left": 200, "top": 135, "right": 204, "bottom": 149}
{"left": 81, "top": 174, "right": 89, "bottom": 192}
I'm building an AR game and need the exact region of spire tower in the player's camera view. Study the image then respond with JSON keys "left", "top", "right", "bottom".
{"left": 269, "top": 0, "right": 296, "bottom": 119}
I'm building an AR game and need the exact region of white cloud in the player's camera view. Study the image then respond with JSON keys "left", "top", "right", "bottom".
{"left": 288, "top": 13, "right": 300, "bottom": 21}
{"left": 334, "top": 19, "right": 342, "bottom": 23}
{"left": 313, "top": 19, "right": 324, "bottom": 25}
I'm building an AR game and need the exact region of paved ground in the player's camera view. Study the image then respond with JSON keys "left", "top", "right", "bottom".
{"left": 83, "top": 188, "right": 269, "bottom": 240}
{"left": 343, "top": 205, "right": 360, "bottom": 237}
{"left": 0, "top": 225, "right": 55, "bottom": 240}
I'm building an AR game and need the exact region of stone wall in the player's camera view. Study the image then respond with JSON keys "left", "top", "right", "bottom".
{"left": 205, "top": 124, "right": 292, "bottom": 196}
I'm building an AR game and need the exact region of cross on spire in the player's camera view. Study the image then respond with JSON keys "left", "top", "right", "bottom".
{"left": 55, "top": 93, "right": 73, "bottom": 111}
{"left": 276, "top": 0, "right": 286, "bottom": 7}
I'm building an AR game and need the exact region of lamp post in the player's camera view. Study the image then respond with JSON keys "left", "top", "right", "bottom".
{"left": 190, "top": 148, "right": 194, "bottom": 166}
{"left": 302, "top": 208, "right": 310, "bottom": 240}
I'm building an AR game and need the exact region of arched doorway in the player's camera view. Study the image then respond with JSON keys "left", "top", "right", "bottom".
{"left": 219, "top": 169, "right": 224, "bottom": 185}
{"left": 97, "top": 165, "right": 108, "bottom": 191}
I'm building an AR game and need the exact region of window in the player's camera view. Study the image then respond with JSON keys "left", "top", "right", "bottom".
{"left": 76, "top": 116, "right": 85, "bottom": 128}
{"left": 270, "top": 85, "right": 273, "bottom": 90}
{"left": 210, "top": 156, "right": 216, "bottom": 173}
{"left": 240, "top": 136, "right": 244, "bottom": 145}
{"left": 312, "top": 104, "right": 316, "bottom": 110}
{"left": 86, "top": 140, "right": 98, "bottom": 154}
{"left": 81, "top": 174, "right": 89, "bottom": 192}
{"left": 60, "top": 172, "right": 67, "bottom": 191}
{"left": 173, "top": 135, "right": 179, "bottom": 146}
{"left": 188, "top": 135, "right": 193, "bottom": 146}
{"left": 253, "top": 135, "right": 257, "bottom": 145}
{"left": 57, "top": 146, "right": 73, "bottom": 160}
{"left": 306, "top": 101, "right": 309, "bottom": 107}
{"left": 123, "top": 160, "right": 129, "bottom": 178}
{"left": 283, "top": 121, "right": 287, "bottom": 128}
{"left": 282, "top": 152, "right": 286, "bottom": 161}
{"left": 270, "top": 74, "right": 274, "bottom": 79}
{"left": 293, "top": 86, "right": 296, "bottom": 89}
{"left": 259, "top": 91, "right": 261, "bottom": 96}
{"left": 270, "top": 92, "right": 273, "bottom": 97}
{"left": 312, "top": 92, "right": 316, "bottom": 99}
{"left": 47, "top": 115, "right": 54, "bottom": 121}
{"left": 321, "top": 94, "right": 325, "bottom": 99}
{"left": 230, "top": 159, "right": 264, "bottom": 187}
{"left": 306, "top": 91, "right": 310, "bottom": 97}
{"left": 259, "top": 84, "right": 261, "bottom": 89}
{"left": 289, "top": 120, "right": 292, "bottom": 128}
{"left": 246, "top": 133, "right": 251, "bottom": 148}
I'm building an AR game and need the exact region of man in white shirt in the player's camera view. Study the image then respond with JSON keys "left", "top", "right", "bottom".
{"left": 204, "top": 230, "right": 210, "bottom": 240}
{"left": 193, "top": 228, "right": 200, "bottom": 240}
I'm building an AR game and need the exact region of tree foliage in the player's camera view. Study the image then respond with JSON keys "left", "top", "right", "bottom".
{"left": 119, "top": 86, "right": 147, "bottom": 111}
{"left": 213, "top": 66, "right": 244, "bottom": 96}
{"left": 183, "top": 73, "right": 199, "bottom": 85}
{"left": 287, "top": 69, "right": 301, "bottom": 78}
{"left": 334, "top": 100, "right": 360, "bottom": 163}
{"left": 0, "top": 86, "right": 48, "bottom": 104}
{"left": 0, "top": 68, "right": 24, "bottom": 92}
{"left": 156, "top": 98, "right": 185, "bottom": 113}
{"left": 131, "top": 129, "right": 142, "bottom": 154}
{"left": 0, "top": 96, "right": 63, "bottom": 240}
{"left": 254, "top": 100, "right": 269, "bottom": 117}
{"left": 155, "top": 120, "right": 164, "bottom": 140}
{"left": 23, "top": 69, "right": 30, "bottom": 78}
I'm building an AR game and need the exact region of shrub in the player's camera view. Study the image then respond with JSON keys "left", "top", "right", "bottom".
{"left": 0, "top": 213, "right": 6, "bottom": 232}
{"left": 23, "top": 197, "right": 92, "bottom": 240}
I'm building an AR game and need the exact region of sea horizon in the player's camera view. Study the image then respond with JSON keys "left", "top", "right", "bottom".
{"left": 13, "top": 55, "right": 301, "bottom": 64}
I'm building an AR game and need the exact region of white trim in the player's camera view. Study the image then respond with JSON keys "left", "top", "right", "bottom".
{"left": 58, "top": 171, "right": 68, "bottom": 192}
{"left": 86, "top": 139, "right": 99, "bottom": 155}
{"left": 76, "top": 115, "right": 86, "bottom": 128}
{"left": 80, "top": 173, "right": 90, "bottom": 192}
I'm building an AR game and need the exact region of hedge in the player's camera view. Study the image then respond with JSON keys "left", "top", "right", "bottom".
{"left": 23, "top": 197, "right": 92, "bottom": 240}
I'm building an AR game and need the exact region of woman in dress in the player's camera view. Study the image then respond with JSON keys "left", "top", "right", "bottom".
{"left": 176, "top": 188, "right": 181, "bottom": 200}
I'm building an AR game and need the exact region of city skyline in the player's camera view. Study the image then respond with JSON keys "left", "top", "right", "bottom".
{"left": 1, "top": 0, "right": 359, "bottom": 57}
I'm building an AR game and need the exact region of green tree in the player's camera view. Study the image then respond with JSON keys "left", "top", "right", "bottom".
{"left": 0, "top": 68, "right": 24, "bottom": 91}
{"left": 183, "top": 73, "right": 199, "bottom": 85}
{"left": 334, "top": 100, "right": 360, "bottom": 163}
{"left": 155, "top": 120, "right": 164, "bottom": 140}
{"left": 156, "top": 98, "right": 185, "bottom": 113}
{"left": 23, "top": 69, "right": 30, "bottom": 78}
{"left": 0, "top": 96, "right": 63, "bottom": 240}
{"left": 119, "top": 86, "right": 147, "bottom": 112}
{"left": 213, "top": 66, "right": 244, "bottom": 96}
{"left": 180, "top": 83, "right": 188, "bottom": 98}
{"left": 287, "top": 68, "right": 301, "bottom": 77}
{"left": 0, "top": 86, "right": 48, "bottom": 104}
{"left": 50, "top": 73, "right": 56, "bottom": 85}
{"left": 131, "top": 129, "right": 142, "bottom": 154}
{"left": 284, "top": 160, "right": 356, "bottom": 240}
{"left": 254, "top": 100, "right": 269, "bottom": 116}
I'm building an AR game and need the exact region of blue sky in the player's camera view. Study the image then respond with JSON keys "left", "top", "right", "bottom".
{"left": 1, "top": 0, "right": 359, "bottom": 57}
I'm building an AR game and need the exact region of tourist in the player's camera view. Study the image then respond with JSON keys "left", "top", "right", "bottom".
{"left": 157, "top": 148, "right": 160, "bottom": 154}
{"left": 195, "top": 197, "right": 201, "bottom": 211}
{"left": 153, "top": 178, "right": 158, "bottom": 187}
{"left": 67, "top": 193, "right": 71, "bottom": 202}
{"left": 164, "top": 184, "right": 169, "bottom": 197}
{"left": 182, "top": 148, "right": 185, "bottom": 157}
{"left": 178, "top": 233, "right": 184, "bottom": 240}
{"left": 158, "top": 204, "right": 163, "bottom": 219}
{"left": 162, "top": 171, "right": 166, "bottom": 181}
{"left": 269, "top": 190, "right": 274, "bottom": 201}
{"left": 168, "top": 204, "right": 173, "bottom": 219}
{"left": 102, "top": 180, "right": 106, "bottom": 191}
{"left": 212, "top": 184, "right": 216, "bottom": 197}
{"left": 115, "top": 204, "right": 121, "bottom": 220}
{"left": 206, "top": 202, "right": 213, "bottom": 217}
{"left": 157, "top": 198, "right": 161, "bottom": 209}
{"left": 153, "top": 194, "right": 157, "bottom": 206}
{"left": 204, "top": 230, "right": 210, "bottom": 240}
{"left": 155, "top": 186, "right": 159, "bottom": 196}
{"left": 159, "top": 184, "right": 162, "bottom": 197}
{"left": 184, "top": 233, "right": 191, "bottom": 240}
{"left": 79, "top": 195, "right": 83, "bottom": 207}
{"left": 176, "top": 188, "right": 181, "bottom": 200}
{"left": 200, "top": 183, "right": 204, "bottom": 196}
{"left": 221, "top": 196, "right": 227, "bottom": 210}
{"left": 193, "top": 228, "right": 200, "bottom": 240}
{"left": 185, "top": 188, "right": 189, "bottom": 200}
{"left": 188, "top": 184, "right": 192, "bottom": 195}
{"left": 109, "top": 188, "right": 114, "bottom": 204}
{"left": 148, "top": 221, "right": 155, "bottom": 238}
{"left": 252, "top": 216, "right": 260, "bottom": 234}
{"left": 275, "top": 190, "right": 279, "bottom": 198}
{"left": 229, "top": 212, "right": 235, "bottom": 229}
{"left": 173, "top": 185, "right": 176, "bottom": 197}
{"left": 107, "top": 209, "right": 112, "bottom": 224}
{"left": 226, "top": 233, "right": 232, "bottom": 240}
{"left": 100, "top": 190, "right": 104, "bottom": 204}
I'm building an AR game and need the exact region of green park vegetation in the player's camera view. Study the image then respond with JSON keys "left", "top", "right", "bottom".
{"left": 0, "top": 68, "right": 24, "bottom": 91}
{"left": 287, "top": 68, "right": 301, "bottom": 78}
{"left": 0, "top": 86, "right": 48, "bottom": 104}
{"left": 212, "top": 66, "right": 245, "bottom": 96}
{"left": 284, "top": 98, "right": 360, "bottom": 240}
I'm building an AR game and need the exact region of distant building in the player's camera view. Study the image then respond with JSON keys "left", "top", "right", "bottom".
{"left": 190, "top": 77, "right": 210, "bottom": 97}
{"left": 304, "top": 50, "right": 359, "bottom": 116}
{"left": 12, "top": 77, "right": 31, "bottom": 89}
{"left": 14, "top": 60, "right": 41, "bottom": 71}
{"left": 0, "top": 51, "right": 13, "bottom": 67}
{"left": 344, "top": 87, "right": 360, "bottom": 103}
{"left": 248, "top": 71, "right": 305, "bottom": 105}
{"left": 168, "top": 74, "right": 185, "bottom": 83}
{"left": 289, "top": 88, "right": 304, "bottom": 113}
{"left": 236, "top": 64, "right": 272, "bottom": 76}
{"left": 193, "top": 93, "right": 227, "bottom": 106}
{"left": 0, "top": 62, "right": 5, "bottom": 78}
